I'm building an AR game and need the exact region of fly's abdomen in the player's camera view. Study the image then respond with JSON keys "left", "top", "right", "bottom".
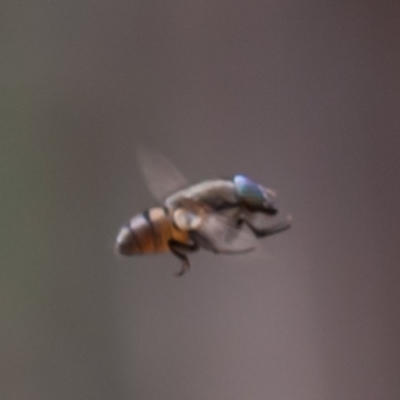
{"left": 115, "top": 207, "right": 176, "bottom": 255}
{"left": 143, "top": 208, "right": 173, "bottom": 252}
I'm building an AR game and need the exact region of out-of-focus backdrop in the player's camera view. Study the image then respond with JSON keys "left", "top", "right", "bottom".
{"left": 2, "top": 1, "right": 400, "bottom": 399}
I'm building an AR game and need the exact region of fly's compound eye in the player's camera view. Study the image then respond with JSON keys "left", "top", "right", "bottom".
{"left": 173, "top": 208, "right": 202, "bottom": 231}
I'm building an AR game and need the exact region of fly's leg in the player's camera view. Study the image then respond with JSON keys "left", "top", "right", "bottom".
{"left": 168, "top": 240, "right": 198, "bottom": 277}
{"left": 239, "top": 215, "right": 292, "bottom": 238}
{"left": 188, "top": 231, "right": 255, "bottom": 255}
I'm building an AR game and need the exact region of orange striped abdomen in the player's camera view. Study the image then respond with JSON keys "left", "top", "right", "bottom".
{"left": 115, "top": 207, "right": 189, "bottom": 255}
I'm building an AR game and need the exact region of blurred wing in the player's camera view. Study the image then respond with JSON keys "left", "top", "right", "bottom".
{"left": 137, "top": 147, "right": 189, "bottom": 203}
{"left": 194, "top": 213, "right": 257, "bottom": 254}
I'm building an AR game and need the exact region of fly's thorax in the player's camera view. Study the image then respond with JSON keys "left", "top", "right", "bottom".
{"left": 165, "top": 180, "right": 237, "bottom": 210}
{"left": 233, "top": 175, "right": 278, "bottom": 215}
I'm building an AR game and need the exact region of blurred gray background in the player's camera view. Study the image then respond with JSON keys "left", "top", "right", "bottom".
{"left": 2, "top": 1, "right": 400, "bottom": 399}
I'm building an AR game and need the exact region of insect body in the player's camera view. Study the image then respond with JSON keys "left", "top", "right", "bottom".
{"left": 115, "top": 149, "right": 291, "bottom": 276}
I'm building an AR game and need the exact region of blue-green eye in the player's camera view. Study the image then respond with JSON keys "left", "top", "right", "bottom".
{"left": 233, "top": 175, "right": 265, "bottom": 206}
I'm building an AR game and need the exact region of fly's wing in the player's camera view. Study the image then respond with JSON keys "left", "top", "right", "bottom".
{"left": 176, "top": 198, "right": 257, "bottom": 254}
{"left": 194, "top": 213, "right": 257, "bottom": 254}
{"left": 137, "top": 147, "right": 189, "bottom": 203}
